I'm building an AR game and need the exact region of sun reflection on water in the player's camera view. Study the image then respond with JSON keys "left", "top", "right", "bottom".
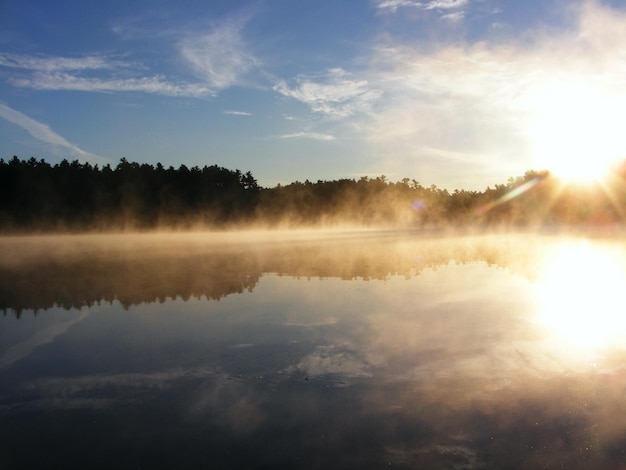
{"left": 534, "top": 240, "right": 626, "bottom": 351}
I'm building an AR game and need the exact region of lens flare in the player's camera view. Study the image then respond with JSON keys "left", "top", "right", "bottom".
{"left": 411, "top": 199, "right": 426, "bottom": 211}
{"left": 476, "top": 177, "right": 540, "bottom": 215}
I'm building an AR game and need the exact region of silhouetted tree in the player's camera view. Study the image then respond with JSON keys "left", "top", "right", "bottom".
{"left": 2, "top": 156, "right": 626, "bottom": 232}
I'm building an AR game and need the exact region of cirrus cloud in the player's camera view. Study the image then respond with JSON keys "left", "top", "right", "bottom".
{"left": 0, "top": 52, "right": 119, "bottom": 71}
{"left": 10, "top": 72, "right": 213, "bottom": 97}
{"left": 273, "top": 68, "right": 382, "bottom": 119}
{"left": 374, "top": 0, "right": 469, "bottom": 13}
{"left": 359, "top": 0, "right": 626, "bottom": 189}
{"left": 223, "top": 110, "right": 252, "bottom": 116}
{"left": 180, "top": 18, "right": 258, "bottom": 90}
{"left": 278, "top": 132, "right": 336, "bottom": 141}
{"left": 1, "top": 52, "right": 213, "bottom": 97}
{"left": 0, "top": 103, "right": 112, "bottom": 164}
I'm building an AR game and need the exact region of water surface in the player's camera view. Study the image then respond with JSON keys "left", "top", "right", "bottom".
{"left": 1, "top": 231, "right": 625, "bottom": 469}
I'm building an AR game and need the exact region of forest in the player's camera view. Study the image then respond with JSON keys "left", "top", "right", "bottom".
{"left": 1, "top": 156, "right": 626, "bottom": 232}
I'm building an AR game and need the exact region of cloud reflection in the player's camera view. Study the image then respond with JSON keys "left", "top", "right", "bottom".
{"left": 283, "top": 344, "right": 374, "bottom": 382}
{"left": 2, "top": 233, "right": 626, "bottom": 467}
{"left": 2, "top": 367, "right": 221, "bottom": 415}
{"left": 0, "top": 312, "right": 88, "bottom": 368}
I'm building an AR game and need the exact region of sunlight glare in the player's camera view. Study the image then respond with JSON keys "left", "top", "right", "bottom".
{"left": 534, "top": 241, "right": 626, "bottom": 350}
{"left": 526, "top": 80, "right": 625, "bottom": 183}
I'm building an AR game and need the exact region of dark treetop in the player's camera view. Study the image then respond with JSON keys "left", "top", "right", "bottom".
{"left": 2, "top": 156, "right": 626, "bottom": 232}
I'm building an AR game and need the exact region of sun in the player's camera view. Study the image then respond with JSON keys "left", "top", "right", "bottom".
{"left": 526, "top": 79, "right": 624, "bottom": 184}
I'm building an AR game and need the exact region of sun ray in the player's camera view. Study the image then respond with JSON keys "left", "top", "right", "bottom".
{"left": 596, "top": 171, "right": 626, "bottom": 223}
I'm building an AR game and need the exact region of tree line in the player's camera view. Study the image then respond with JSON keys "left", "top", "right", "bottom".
{"left": 1, "top": 156, "right": 625, "bottom": 232}
{"left": 0, "top": 157, "right": 259, "bottom": 231}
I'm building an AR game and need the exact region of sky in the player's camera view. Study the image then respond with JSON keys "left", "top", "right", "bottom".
{"left": 1, "top": 0, "right": 626, "bottom": 190}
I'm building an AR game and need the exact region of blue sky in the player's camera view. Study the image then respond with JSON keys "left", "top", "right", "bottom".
{"left": 1, "top": 0, "right": 626, "bottom": 190}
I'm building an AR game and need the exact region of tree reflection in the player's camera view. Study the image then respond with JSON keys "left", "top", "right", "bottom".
{"left": 0, "top": 235, "right": 263, "bottom": 316}
{"left": 1, "top": 231, "right": 623, "bottom": 316}
{"left": 2, "top": 232, "right": 626, "bottom": 468}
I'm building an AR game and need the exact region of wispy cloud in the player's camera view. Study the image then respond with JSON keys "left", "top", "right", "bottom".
{"left": 10, "top": 72, "right": 213, "bottom": 97}
{"left": 0, "top": 52, "right": 118, "bottom": 71}
{"left": 441, "top": 11, "right": 465, "bottom": 23}
{"left": 374, "top": 0, "right": 422, "bottom": 11}
{"left": 1, "top": 52, "right": 213, "bottom": 97}
{"left": 273, "top": 68, "right": 382, "bottom": 119}
{"left": 374, "top": 0, "right": 469, "bottom": 12}
{"left": 278, "top": 132, "right": 336, "bottom": 141}
{"left": 1, "top": 16, "right": 261, "bottom": 98}
{"left": 424, "top": 0, "right": 468, "bottom": 10}
{"left": 0, "top": 103, "right": 112, "bottom": 164}
{"left": 361, "top": 0, "right": 626, "bottom": 188}
{"left": 180, "top": 18, "right": 258, "bottom": 89}
{"left": 223, "top": 110, "right": 252, "bottom": 116}
{"left": 112, "top": 12, "right": 262, "bottom": 92}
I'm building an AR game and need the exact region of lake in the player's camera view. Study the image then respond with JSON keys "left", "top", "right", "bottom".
{"left": 1, "top": 231, "right": 625, "bottom": 469}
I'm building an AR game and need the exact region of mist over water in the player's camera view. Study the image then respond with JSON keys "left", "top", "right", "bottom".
{"left": 4, "top": 157, "right": 626, "bottom": 233}
{"left": 1, "top": 230, "right": 626, "bottom": 469}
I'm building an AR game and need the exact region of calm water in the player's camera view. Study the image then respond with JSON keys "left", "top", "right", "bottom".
{"left": 1, "top": 231, "right": 625, "bottom": 469}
